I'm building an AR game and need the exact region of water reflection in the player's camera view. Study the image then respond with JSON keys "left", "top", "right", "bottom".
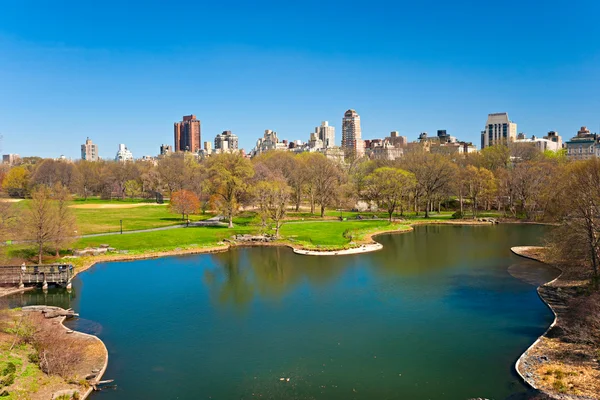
{"left": 6, "top": 225, "right": 557, "bottom": 400}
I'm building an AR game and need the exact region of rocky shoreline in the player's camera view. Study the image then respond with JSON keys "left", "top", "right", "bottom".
{"left": 511, "top": 246, "right": 599, "bottom": 399}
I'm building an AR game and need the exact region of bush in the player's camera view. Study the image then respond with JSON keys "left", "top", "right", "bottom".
{"left": 0, "top": 363, "right": 15, "bottom": 376}
{"left": 451, "top": 211, "right": 463, "bottom": 219}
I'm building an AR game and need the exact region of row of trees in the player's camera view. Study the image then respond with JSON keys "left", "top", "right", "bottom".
{"left": 3, "top": 146, "right": 600, "bottom": 286}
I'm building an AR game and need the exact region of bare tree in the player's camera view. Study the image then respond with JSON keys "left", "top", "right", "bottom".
{"left": 25, "top": 186, "right": 58, "bottom": 264}
{"left": 52, "top": 184, "right": 77, "bottom": 257}
{"left": 253, "top": 177, "right": 291, "bottom": 237}
{"left": 405, "top": 153, "right": 454, "bottom": 218}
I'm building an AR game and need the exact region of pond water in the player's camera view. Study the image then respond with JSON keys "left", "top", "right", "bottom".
{"left": 9, "top": 224, "right": 559, "bottom": 399}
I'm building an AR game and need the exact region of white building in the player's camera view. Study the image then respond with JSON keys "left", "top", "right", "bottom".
{"left": 481, "top": 112, "right": 517, "bottom": 148}
{"left": 514, "top": 134, "right": 562, "bottom": 152}
{"left": 315, "top": 121, "right": 335, "bottom": 148}
{"left": 342, "top": 109, "right": 363, "bottom": 158}
{"left": 115, "top": 144, "right": 134, "bottom": 162}
{"left": 251, "top": 130, "right": 288, "bottom": 157}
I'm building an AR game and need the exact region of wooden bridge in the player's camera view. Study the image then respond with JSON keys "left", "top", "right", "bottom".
{"left": 0, "top": 264, "right": 74, "bottom": 289}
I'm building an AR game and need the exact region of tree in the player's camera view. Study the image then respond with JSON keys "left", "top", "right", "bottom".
{"left": 464, "top": 166, "right": 496, "bottom": 218}
{"left": 480, "top": 145, "right": 510, "bottom": 171}
{"left": 406, "top": 153, "right": 454, "bottom": 218}
{"left": 305, "top": 154, "right": 343, "bottom": 217}
{"left": 0, "top": 201, "right": 18, "bottom": 260}
{"left": 170, "top": 190, "right": 200, "bottom": 221}
{"left": 207, "top": 153, "right": 254, "bottom": 228}
{"left": 124, "top": 180, "right": 142, "bottom": 199}
{"left": 30, "top": 159, "right": 76, "bottom": 189}
{"left": 52, "top": 184, "right": 77, "bottom": 257}
{"left": 253, "top": 178, "right": 291, "bottom": 237}
{"left": 364, "top": 167, "right": 416, "bottom": 221}
{"left": 73, "top": 161, "right": 101, "bottom": 200}
{"left": 157, "top": 153, "right": 188, "bottom": 196}
{"left": 24, "top": 186, "right": 58, "bottom": 264}
{"left": 2, "top": 166, "right": 30, "bottom": 198}
{"left": 548, "top": 160, "right": 600, "bottom": 288}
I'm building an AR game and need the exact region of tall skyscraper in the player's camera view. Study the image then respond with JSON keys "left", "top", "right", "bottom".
{"left": 315, "top": 121, "right": 335, "bottom": 148}
{"left": 174, "top": 115, "right": 201, "bottom": 153}
{"left": 481, "top": 113, "right": 517, "bottom": 148}
{"left": 81, "top": 137, "right": 99, "bottom": 161}
{"left": 342, "top": 109, "right": 362, "bottom": 157}
{"left": 214, "top": 130, "right": 239, "bottom": 152}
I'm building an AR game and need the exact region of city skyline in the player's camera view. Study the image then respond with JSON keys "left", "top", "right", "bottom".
{"left": 2, "top": 2, "right": 600, "bottom": 159}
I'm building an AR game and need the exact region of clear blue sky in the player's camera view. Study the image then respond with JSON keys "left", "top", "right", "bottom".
{"left": 1, "top": 0, "right": 600, "bottom": 159}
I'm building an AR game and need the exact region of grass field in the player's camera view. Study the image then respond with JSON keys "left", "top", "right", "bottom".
{"left": 4, "top": 198, "right": 505, "bottom": 263}
{"left": 74, "top": 219, "right": 408, "bottom": 253}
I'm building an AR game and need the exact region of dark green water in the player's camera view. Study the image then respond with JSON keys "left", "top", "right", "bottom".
{"left": 9, "top": 225, "right": 559, "bottom": 399}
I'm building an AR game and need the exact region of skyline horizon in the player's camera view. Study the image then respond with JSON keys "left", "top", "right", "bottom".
{"left": 3, "top": 108, "right": 597, "bottom": 160}
{"left": 2, "top": 1, "right": 600, "bottom": 159}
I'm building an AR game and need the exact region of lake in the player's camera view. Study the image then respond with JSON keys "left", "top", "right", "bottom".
{"left": 9, "top": 224, "right": 559, "bottom": 399}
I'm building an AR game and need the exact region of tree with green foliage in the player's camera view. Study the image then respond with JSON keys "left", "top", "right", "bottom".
{"left": 464, "top": 166, "right": 496, "bottom": 218}
{"left": 406, "top": 153, "right": 454, "bottom": 218}
{"left": 2, "top": 166, "right": 30, "bottom": 198}
{"left": 364, "top": 167, "right": 416, "bottom": 221}
{"left": 207, "top": 153, "right": 254, "bottom": 228}
{"left": 549, "top": 159, "right": 600, "bottom": 288}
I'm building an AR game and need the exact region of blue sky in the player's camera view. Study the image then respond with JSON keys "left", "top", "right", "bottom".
{"left": 1, "top": 0, "right": 600, "bottom": 159}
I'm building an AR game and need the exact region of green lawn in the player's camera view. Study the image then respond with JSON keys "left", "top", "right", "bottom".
{"left": 12, "top": 199, "right": 214, "bottom": 235}
{"left": 76, "top": 224, "right": 255, "bottom": 253}
{"left": 74, "top": 219, "right": 406, "bottom": 253}
{"left": 72, "top": 205, "right": 215, "bottom": 235}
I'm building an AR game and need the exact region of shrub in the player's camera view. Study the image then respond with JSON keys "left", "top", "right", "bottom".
{"left": 451, "top": 211, "right": 463, "bottom": 219}
{"left": 0, "top": 363, "right": 15, "bottom": 376}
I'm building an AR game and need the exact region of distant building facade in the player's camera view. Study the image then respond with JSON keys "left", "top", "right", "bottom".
{"left": 2, "top": 154, "right": 20, "bottom": 165}
{"left": 481, "top": 113, "right": 517, "bottom": 148}
{"left": 174, "top": 115, "right": 201, "bottom": 153}
{"left": 81, "top": 137, "right": 99, "bottom": 161}
{"left": 385, "top": 131, "right": 407, "bottom": 148}
{"left": 514, "top": 131, "right": 563, "bottom": 153}
{"left": 160, "top": 144, "right": 173, "bottom": 156}
{"left": 315, "top": 121, "right": 335, "bottom": 148}
{"left": 115, "top": 144, "right": 134, "bottom": 162}
{"left": 214, "top": 130, "right": 239, "bottom": 152}
{"left": 566, "top": 126, "right": 599, "bottom": 160}
{"left": 342, "top": 109, "right": 363, "bottom": 158}
{"left": 251, "top": 130, "right": 288, "bottom": 156}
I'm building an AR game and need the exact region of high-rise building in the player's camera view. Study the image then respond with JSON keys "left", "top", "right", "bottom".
{"left": 81, "top": 137, "right": 99, "bottom": 161}
{"left": 214, "top": 131, "right": 239, "bottom": 152}
{"left": 481, "top": 113, "right": 517, "bottom": 148}
{"left": 115, "top": 144, "right": 134, "bottom": 162}
{"left": 2, "top": 154, "right": 20, "bottom": 165}
{"left": 160, "top": 144, "right": 173, "bottom": 156}
{"left": 342, "top": 109, "right": 363, "bottom": 158}
{"left": 315, "top": 121, "right": 335, "bottom": 148}
{"left": 174, "top": 115, "right": 201, "bottom": 153}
